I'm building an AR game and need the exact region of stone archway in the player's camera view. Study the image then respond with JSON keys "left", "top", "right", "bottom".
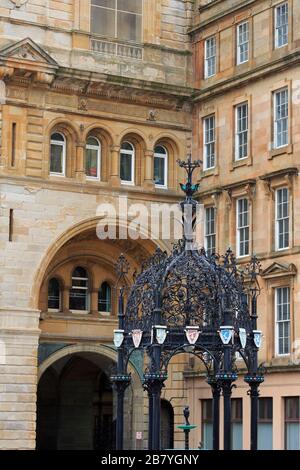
{"left": 36, "top": 345, "right": 142, "bottom": 450}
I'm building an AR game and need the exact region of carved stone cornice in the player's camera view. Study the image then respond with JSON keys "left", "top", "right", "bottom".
{"left": 259, "top": 167, "right": 298, "bottom": 198}
{"left": 261, "top": 262, "right": 297, "bottom": 280}
{"left": 197, "top": 188, "right": 222, "bottom": 207}
{"left": 192, "top": 50, "right": 300, "bottom": 104}
{"left": 0, "top": 38, "right": 193, "bottom": 111}
{"left": 52, "top": 70, "right": 192, "bottom": 111}
{"left": 0, "top": 38, "right": 58, "bottom": 86}
{"left": 222, "top": 179, "right": 256, "bottom": 208}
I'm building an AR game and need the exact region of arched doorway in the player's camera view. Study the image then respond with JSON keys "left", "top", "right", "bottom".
{"left": 36, "top": 353, "right": 115, "bottom": 450}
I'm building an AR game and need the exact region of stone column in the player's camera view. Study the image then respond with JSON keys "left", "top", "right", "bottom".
{"left": 0, "top": 308, "right": 41, "bottom": 450}
{"left": 75, "top": 142, "right": 86, "bottom": 182}
{"left": 90, "top": 289, "right": 99, "bottom": 317}
{"left": 110, "top": 145, "right": 121, "bottom": 188}
{"left": 143, "top": 150, "right": 155, "bottom": 191}
{"left": 62, "top": 287, "right": 70, "bottom": 314}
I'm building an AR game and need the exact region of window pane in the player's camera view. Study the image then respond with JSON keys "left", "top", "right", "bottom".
{"left": 99, "top": 282, "right": 111, "bottom": 312}
{"left": 285, "top": 398, "right": 300, "bottom": 450}
{"left": 120, "top": 152, "right": 132, "bottom": 182}
{"left": 204, "top": 115, "right": 215, "bottom": 169}
{"left": 91, "top": 6, "right": 115, "bottom": 36}
{"left": 258, "top": 423, "right": 273, "bottom": 450}
{"left": 87, "top": 137, "right": 99, "bottom": 147}
{"left": 154, "top": 156, "right": 165, "bottom": 186}
{"left": 154, "top": 146, "right": 166, "bottom": 156}
{"left": 205, "top": 207, "right": 216, "bottom": 256}
{"left": 86, "top": 148, "right": 99, "bottom": 178}
{"left": 202, "top": 400, "right": 213, "bottom": 450}
{"left": 50, "top": 144, "right": 63, "bottom": 174}
{"left": 274, "top": 89, "right": 288, "bottom": 148}
{"left": 117, "top": 11, "right": 142, "bottom": 41}
{"left": 232, "top": 399, "right": 243, "bottom": 450}
{"left": 205, "top": 37, "right": 216, "bottom": 78}
{"left": 275, "top": 3, "right": 288, "bottom": 48}
{"left": 48, "top": 278, "right": 60, "bottom": 310}
{"left": 70, "top": 268, "right": 89, "bottom": 311}
{"left": 51, "top": 133, "right": 64, "bottom": 142}
{"left": 92, "top": 0, "right": 115, "bottom": 7}
{"left": 69, "top": 291, "right": 88, "bottom": 311}
{"left": 121, "top": 141, "right": 134, "bottom": 151}
{"left": 237, "top": 22, "right": 249, "bottom": 64}
{"left": 118, "top": 0, "right": 142, "bottom": 14}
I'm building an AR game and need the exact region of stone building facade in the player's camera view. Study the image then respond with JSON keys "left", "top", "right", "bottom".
{"left": 189, "top": 0, "right": 300, "bottom": 451}
{"left": 0, "top": 0, "right": 193, "bottom": 450}
{"left": 0, "top": 0, "right": 300, "bottom": 451}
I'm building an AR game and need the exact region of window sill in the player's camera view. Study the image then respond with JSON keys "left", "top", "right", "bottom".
{"left": 201, "top": 168, "right": 217, "bottom": 178}
{"left": 43, "top": 311, "right": 117, "bottom": 324}
{"left": 121, "top": 180, "right": 135, "bottom": 186}
{"left": 269, "top": 355, "right": 292, "bottom": 367}
{"left": 49, "top": 173, "right": 65, "bottom": 178}
{"left": 268, "top": 144, "right": 293, "bottom": 160}
{"left": 86, "top": 177, "right": 101, "bottom": 182}
{"left": 230, "top": 157, "right": 252, "bottom": 171}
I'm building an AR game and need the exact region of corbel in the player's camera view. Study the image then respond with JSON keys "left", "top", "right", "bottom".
{"left": 223, "top": 188, "right": 232, "bottom": 209}
{"left": 0, "top": 66, "right": 14, "bottom": 81}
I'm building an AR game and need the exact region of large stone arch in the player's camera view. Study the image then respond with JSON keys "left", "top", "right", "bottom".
{"left": 31, "top": 216, "right": 169, "bottom": 310}
{"left": 37, "top": 343, "right": 144, "bottom": 450}
{"left": 38, "top": 343, "right": 140, "bottom": 382}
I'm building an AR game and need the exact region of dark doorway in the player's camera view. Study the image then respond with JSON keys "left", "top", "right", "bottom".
{"left": 161, "top": 399, "right": 174, "bottom": 450}
{"left": 36, "top": 355, "right": 114, "bottom": 450}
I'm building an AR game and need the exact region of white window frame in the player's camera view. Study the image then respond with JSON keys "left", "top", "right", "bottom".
{"left": 154, "top": 146, "right": 168, "bottom": 189}
{"left": 205, "top": 207, "right": 216, "bottom": 256}
{"left": 275, "top": 2, "right": 288, "bottom": 49}
{"left": 70, "top": 269, "right": 90, "bottom": 314}
{"left": 203, "top": 115, "right": 216, "bottom": 170}
{"left": 274, "top": 88, "right": 289, "bottom": 149}
{"left": 275, "top": 187, "right": 289, "bottom": 251}
{"left": 237, "top": 21, "right": 249, "bottom": 65}
{"left": 235, "top": 102, "right": 249, "bottom": 161}
{"left": 48, "top": 278, "right": 61, "bottom": 313}
{"left": 98, "top": 282, "right": 112, "bottom": 315}
{"left": 120, "top": 141, "right": 135, "bottom": 185}
{"left": 86, "top": 137, "right": 101, "bottom": 181}
{"left": 50, "top": 132, "right": 66, "bottom": 177}
{"left": 236, "top": 198, "right": 250, "bottom": 258}
{"left": 204, "top": 36, "right": 216, "bottom": 79}
{"left": 275, "top": 286, "right": 291, "bottom": 356}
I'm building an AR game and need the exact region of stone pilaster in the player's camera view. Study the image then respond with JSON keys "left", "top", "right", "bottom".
{"left": 0, "top": 308, "right": 40, "bottom": 450}
{"left": 143, "top": 150, "right": 155, "bottom": 191}
{"left": 109, "top": 145, "right": 121, "bottom": 188}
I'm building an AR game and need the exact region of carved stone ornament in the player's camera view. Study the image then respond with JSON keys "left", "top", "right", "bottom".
{"left": 10, "top": 0, "right": 29, "bottom": 7}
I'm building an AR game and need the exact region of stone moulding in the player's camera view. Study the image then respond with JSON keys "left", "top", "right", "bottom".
{"left": 0, "top": 38, "right": 193, "bottom": 111}
{"left": 9, "top": 0, "right": 29, "bottom": 7}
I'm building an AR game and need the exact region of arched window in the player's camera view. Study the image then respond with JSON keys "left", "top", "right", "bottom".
{"left": 120, "top": 141, "right": 135, "bottom": 184}
{"left": 48, "top": 278, "right": 61, "bottom": 311}
{"left": 91, "top": 1, "right": 143, "bottom": 43}
{"left": 86, "top": 136, "right": 101, "bottom": 180}
{"left": 50, "top": 132, "right": 66, "bottom": 176}
{"left": 98, "top": 282, "right": 112, "bottom": 313}
{"left": 154, "top": 145, "right": 168, "bottom": 188}
{"left": 69, "top": 267, "right": 89, "bottom": 312}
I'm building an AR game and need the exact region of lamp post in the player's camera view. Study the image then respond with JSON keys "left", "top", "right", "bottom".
{"left": 112, "top": 155, "right": 264, "bottom": 451}
{"left": 244, "top": 258, "right": 264, "bottom": 451}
